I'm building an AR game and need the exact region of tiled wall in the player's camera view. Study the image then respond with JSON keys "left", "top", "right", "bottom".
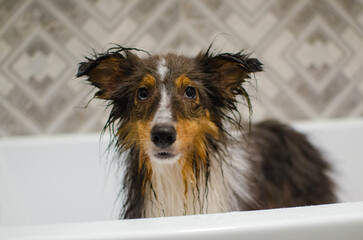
{"left": 1, "top": 0, "right": 363, "bottom": 136}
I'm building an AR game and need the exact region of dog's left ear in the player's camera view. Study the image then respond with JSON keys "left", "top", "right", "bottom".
{"left": 212, "top": 52, "right": 262, "bottom": 97}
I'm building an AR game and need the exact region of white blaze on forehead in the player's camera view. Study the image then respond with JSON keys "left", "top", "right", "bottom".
{"left": 157, "top": 58, "right": 168, "bottom": 82}
{"left": 152, "top": 85, "right": 173, "bottom": 125}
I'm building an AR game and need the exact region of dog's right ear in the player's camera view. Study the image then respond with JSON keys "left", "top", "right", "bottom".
{"left": 77, "top": 51, "right": 140, "bottom": 100}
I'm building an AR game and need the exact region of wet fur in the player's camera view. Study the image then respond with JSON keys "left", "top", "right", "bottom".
{"left": 77, "top": 45, "right": 336, "bottom": 219}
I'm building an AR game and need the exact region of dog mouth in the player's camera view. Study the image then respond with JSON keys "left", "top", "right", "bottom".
{"left": 154, "top": 151, "right": 176, "bottom": 159}
{"left": 151, "top": 150, "right": 181, "bottom": 162}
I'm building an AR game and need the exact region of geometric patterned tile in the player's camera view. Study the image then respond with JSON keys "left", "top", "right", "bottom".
{"left": 7, "top": 29, "right": 68, "bottom": 99}
{"left": 288, "top": 17, "right": 348, "bottom": 91}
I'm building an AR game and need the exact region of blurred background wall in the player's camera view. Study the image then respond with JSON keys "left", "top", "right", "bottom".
{"left": 0, "top": 0, "right": 362, "bottom": 137}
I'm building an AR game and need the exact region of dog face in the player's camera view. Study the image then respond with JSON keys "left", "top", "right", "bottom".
{"left": 77, "top": 47, "right": 262, "bottom": 175}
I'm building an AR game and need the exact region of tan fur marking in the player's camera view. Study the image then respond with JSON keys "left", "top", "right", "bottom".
{"left": 136, "top": 120, "right": 153, "bottom": 176}
{"left": 141, "top": 74, "right": 156, "bottom": 87}
{"left": 175, "top": 74, "right": 192, "bottom": 89}
{"left": 118, "top": 119, "right": 153, "bottom": 190}
{"left": 176, "top": 111, "right": 219, "bottom": 188}
{"left": 117, "top": 120, "right": 137, "bottom": 149}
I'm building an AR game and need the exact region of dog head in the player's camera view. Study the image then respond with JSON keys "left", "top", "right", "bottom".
{"left": 77, "top": 46, "right": 262, "bottom": 179}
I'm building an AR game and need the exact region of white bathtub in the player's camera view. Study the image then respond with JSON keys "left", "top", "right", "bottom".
{"left": 1, "top": 119, "right": 363, "bottom": 239}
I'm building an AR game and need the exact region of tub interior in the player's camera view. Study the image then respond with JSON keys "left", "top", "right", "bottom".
{"left": 0, "top": 119, "right": 363, "bottom": 227}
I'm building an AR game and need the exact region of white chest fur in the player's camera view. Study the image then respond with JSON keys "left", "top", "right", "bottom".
{"left": 143, "top": 143, "right": 251, "bottom": 217}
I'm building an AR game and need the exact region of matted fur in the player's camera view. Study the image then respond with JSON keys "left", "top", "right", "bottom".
{"left": 77, "top": 45, "right": 336, "bottom": 219}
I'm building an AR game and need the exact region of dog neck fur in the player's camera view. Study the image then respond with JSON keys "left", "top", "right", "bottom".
{"left": 142, "top": 138, "right": 252, "bottom": 218}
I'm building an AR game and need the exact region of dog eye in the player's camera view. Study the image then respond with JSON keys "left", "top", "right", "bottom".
{"left": 184, "top": 86, "right": 196, "bottom": 99}
{"left": 137, "top": 88, "right": 149, "bottom": 100}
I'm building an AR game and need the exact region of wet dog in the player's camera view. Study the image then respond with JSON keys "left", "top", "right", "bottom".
{"left": 77, "top": 46, "right": 336, "bottom": 218}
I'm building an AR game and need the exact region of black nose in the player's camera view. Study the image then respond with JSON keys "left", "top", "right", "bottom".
{"left": 151, "top": 125, "right": 176, "bottom": 148}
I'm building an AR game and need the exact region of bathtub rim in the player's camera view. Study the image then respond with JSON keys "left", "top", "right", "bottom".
{"left": 1, "top": 201, "right": 363, "bottom": 240}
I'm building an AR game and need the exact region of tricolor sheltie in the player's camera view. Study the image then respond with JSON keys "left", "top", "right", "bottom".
{"left": 77, "top": 45, "right": 336, "bottom": 219}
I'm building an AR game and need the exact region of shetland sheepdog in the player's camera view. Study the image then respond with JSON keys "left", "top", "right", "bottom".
{"left": 77, "top": 45, "right": 336, "bottom": 219}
